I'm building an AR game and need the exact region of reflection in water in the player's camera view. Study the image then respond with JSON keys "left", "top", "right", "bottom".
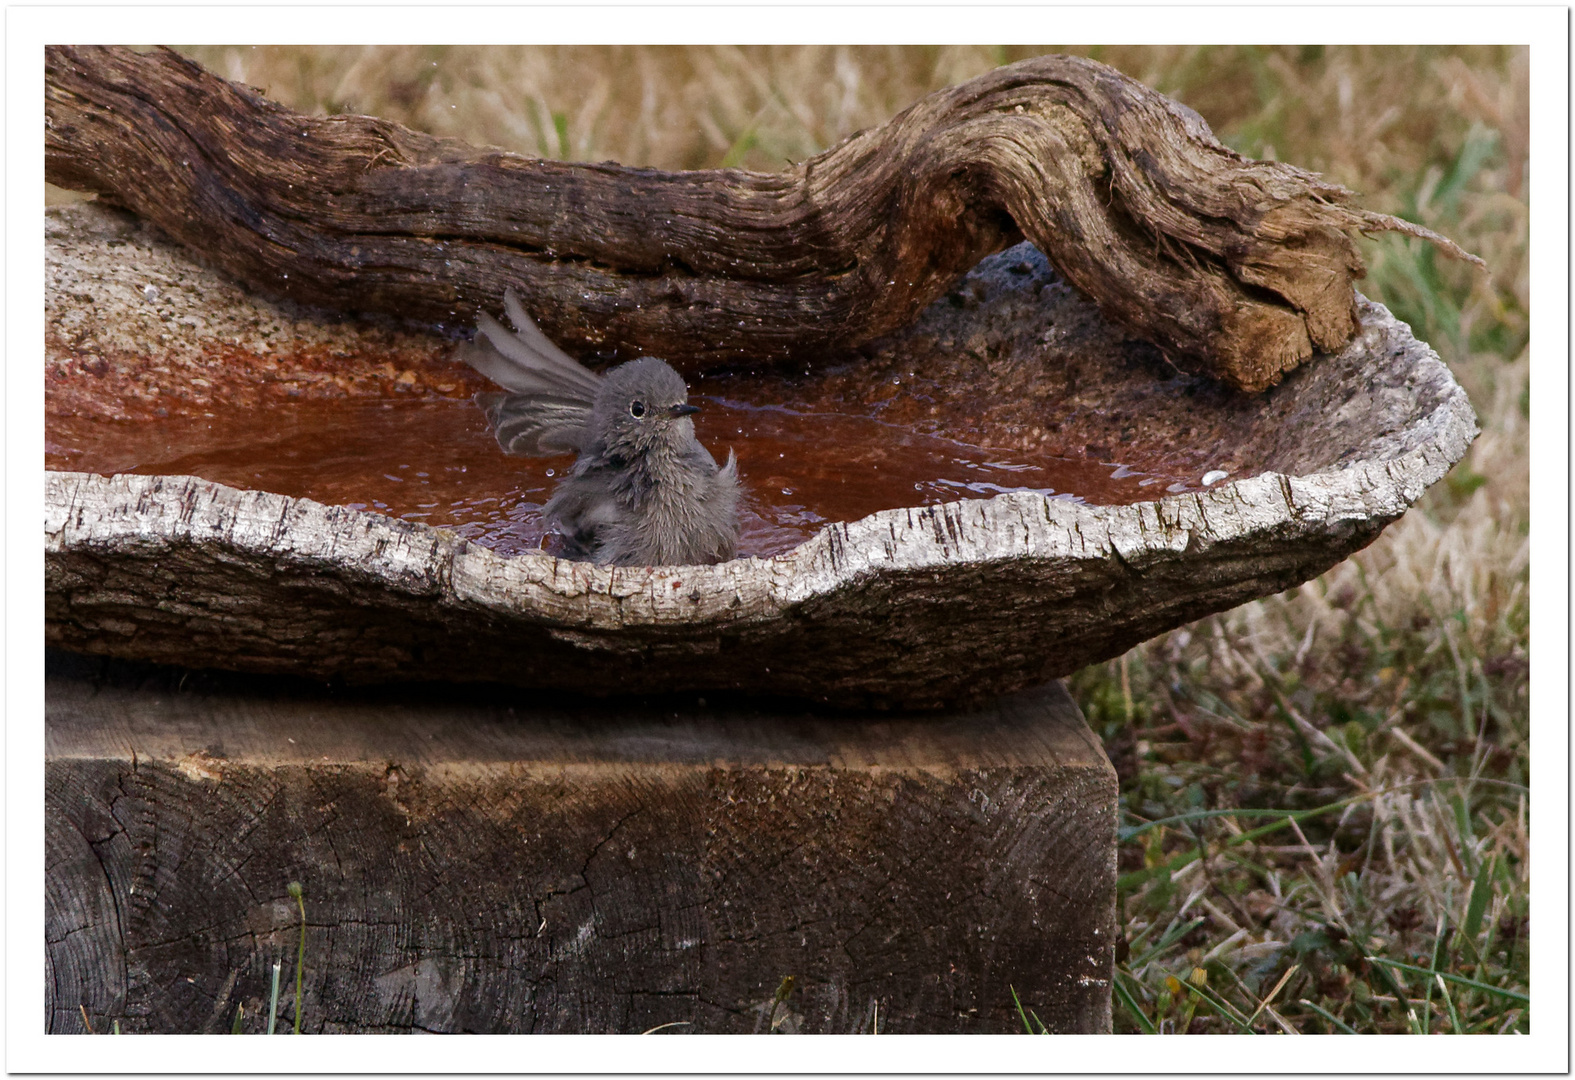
{"left": 47, "top": 394, "right": 1200, "bottom": 559}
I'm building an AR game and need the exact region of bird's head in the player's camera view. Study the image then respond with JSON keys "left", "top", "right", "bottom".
{"left": 591, "top": 357, "right": 701, "bottom": 460}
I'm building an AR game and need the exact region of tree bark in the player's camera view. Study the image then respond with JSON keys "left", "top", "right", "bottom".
{"left": 44, "top": 46, "right": 1475, "bottom": 392}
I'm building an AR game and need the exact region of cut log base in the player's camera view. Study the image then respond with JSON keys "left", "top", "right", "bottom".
{"left": 46, "top": 650, "right": 1117, "bottom": 1034}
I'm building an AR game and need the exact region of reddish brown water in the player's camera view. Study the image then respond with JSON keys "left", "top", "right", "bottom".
{"left": 47, "top": 394, "right": 1202, "bottom": 558}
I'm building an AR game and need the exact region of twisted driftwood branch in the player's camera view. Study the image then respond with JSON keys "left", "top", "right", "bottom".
{"left": 45, "top": 46, "right": 1478, "bottom": 392}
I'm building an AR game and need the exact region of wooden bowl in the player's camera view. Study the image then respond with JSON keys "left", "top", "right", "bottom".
{"left": 45, "top": 203, "right": 1475, "bottom": 708}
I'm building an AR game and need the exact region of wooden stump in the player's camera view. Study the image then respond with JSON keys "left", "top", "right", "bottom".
{"left": 46, "top": 651, "right": 1117, "bottom": 1034}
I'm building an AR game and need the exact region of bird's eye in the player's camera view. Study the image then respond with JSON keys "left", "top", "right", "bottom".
{"left": 629, "top": 400, "right": 646, "bottom": 418}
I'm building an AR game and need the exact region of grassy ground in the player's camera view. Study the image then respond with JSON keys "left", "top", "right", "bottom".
{"left": 175, "top": 45, "right": 1532, "bottom": 1034}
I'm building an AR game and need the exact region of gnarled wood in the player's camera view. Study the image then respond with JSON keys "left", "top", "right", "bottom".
{"left": 44, "top": 46, "right": 1476, "bottom": 392}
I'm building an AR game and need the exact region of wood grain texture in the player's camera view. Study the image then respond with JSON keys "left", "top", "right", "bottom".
{"left": 44, "top": 46, "right": 1475, "bottom": 392}
{"left": 46, "top": 652, "right": 1116, "bottom": 1034}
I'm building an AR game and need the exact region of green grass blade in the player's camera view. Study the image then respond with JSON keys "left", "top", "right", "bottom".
{"left": 1113, "top": 974, "right": 1158, "bottom": 1035}
{"left": 1462, "top": 855, "right": 1496, "bottom": 942}
{"left": 1132, "top": 917, "right": 1205, "bottom": 968}
{"left": 1297, "top": 998, "right": 1356, "bottom": 1034}
{"left": 1363, "top": 952, "right": 1419, "bottom": 1027}
{"left": 1451, "top": 793, "right": 1478, "bottom": 876}
{"left": 1366, "top": 956, "right": 1528, "bottom": 1003}
{"left": 1009, "top": 985, "right": 1034, "bottom": 1034}
{"left": 1436, "top": 975, "right": 1465, "bottom": 1034}
{"left": 719, "top": 125, "right": 759, "bottom": 168}
{"left": 1122, "top": 806, "right": 1313, "bottom": 841}
{"left": 1125, "top": 906, "right": 1190, "bottom": 959}
{"left": 1180, "top": 978, "right": 1255, "bottom": 1033}
{"left": 552, "top": 111, "right": 570, "bottom": 159}
{"left": 1118, "top": 797, "right": 1357, "bottom": 891}
{"left": 1434, "top": 124, "right": 1499, "bottom": 216}
{"left": 1421, "top": 918, "right": 1446, "bottom": 1035}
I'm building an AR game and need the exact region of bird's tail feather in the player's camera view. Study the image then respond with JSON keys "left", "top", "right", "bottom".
{"left": 457, "top": 290, "right": 602, "bottom": 403}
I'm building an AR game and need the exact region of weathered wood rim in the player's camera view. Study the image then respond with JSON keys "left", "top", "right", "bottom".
{"left": 45, "top": 298, "right": 1477, "bottom": 708}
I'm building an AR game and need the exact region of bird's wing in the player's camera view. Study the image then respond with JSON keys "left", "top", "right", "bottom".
{"left": 455, "top": 290, "right": 603, "bottom": 403}
{"left": 543, "top": 468, "right": 627, "bottom": 560}
{"left": 477, "top": 392, "right": 593, "bottom": 457}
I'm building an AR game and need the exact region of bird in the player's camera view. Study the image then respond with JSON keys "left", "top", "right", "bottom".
{"left": 456, "top": 289, "right": 741, "bottom": 566}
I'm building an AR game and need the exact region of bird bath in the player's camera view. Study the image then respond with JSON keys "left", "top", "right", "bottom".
{"left": 45, "top": 201, "right": 1476, "bottom": 709}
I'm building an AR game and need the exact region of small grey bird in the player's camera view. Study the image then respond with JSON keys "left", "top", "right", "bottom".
{"left": 457, "top": 289, "right": 741, "bottom": 566}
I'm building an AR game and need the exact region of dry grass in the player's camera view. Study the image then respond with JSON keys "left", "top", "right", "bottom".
{"left": 181, "top": 45, "right": 1059, "bottom": 171}
{"left": 170, "top": 45, "right": 1531, "bottom": 1033}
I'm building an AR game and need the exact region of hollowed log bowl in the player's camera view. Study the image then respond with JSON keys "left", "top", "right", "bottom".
{"left": 45, "top": 202, "right": 1475, "bottom": 709}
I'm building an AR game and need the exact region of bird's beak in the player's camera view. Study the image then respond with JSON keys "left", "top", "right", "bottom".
{"left": 669, "top": 403, "right": 701, "bottom": 417}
